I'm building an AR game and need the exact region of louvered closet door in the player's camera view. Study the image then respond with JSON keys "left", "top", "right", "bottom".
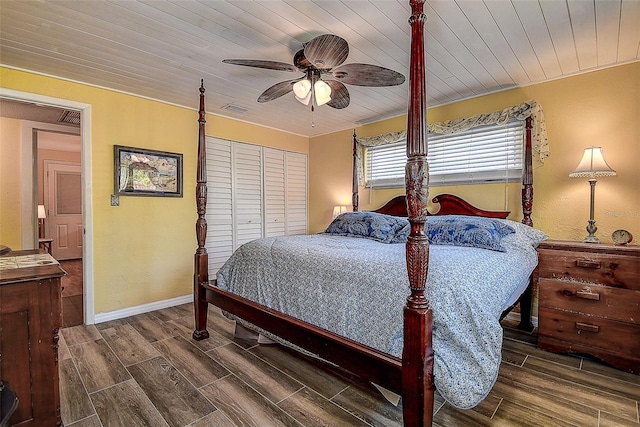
{"left": 205, "top": 137, "right": 233, "bottom": 274}
{"left": 263, "top": 148, "right": 286, "bottom": 237}
{"left": 286, "top": 152, "right": 308, "bottom": 235}
{"left": 233, "top": 143, "right": 263, "bottom": 246}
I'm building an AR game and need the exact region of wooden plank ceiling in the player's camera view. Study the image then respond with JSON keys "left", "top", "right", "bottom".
{"left": 1, "top": 0, "right": 638, "bottom": 137}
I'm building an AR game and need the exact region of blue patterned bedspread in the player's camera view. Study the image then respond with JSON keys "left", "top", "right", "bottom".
{"left": 216, "top": 223, "right": 541, "bottom": 408}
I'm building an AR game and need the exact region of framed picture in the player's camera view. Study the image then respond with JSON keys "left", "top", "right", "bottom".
{"left": 114, "top": 145, "right": 183, "bottom": 197}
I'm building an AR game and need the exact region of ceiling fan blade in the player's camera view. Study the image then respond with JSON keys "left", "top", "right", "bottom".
{"left": 324, "top": 80, "right": 350, "bottom": 109}
{"left": 304, "top": 34, "right": 349, "bottom": 70}
{"left": 257, "top": 79, "right": 299, "bottom": 102}
{"left": 293, "top": 49, "right": 312, "bottom": 71}
{"left": 331, "top": 63, "right": 405, "bottom": 86}
{"left": 223, "top": 59, "right": 298, "bottom": 72}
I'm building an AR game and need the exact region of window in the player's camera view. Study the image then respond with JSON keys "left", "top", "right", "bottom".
{"left": 366, "top": 120, "right": 524, "bottom": 188}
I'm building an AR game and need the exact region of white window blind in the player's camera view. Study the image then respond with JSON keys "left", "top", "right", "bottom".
{"left": 366, "top": 120, "right": 524, "bottom": 188}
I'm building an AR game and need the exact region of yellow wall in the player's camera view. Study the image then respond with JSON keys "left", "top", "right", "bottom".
{"left": 309, "top": 62, "right": 640, "bottom": 244}
{"left": 1, "top": 67, "right": 307, "bottom": 315}
{"left": 0, "top": 117, "right": 23, "bottom": 249}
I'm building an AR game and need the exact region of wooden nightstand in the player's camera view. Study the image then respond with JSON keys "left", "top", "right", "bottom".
{"left": 536, "top": 240, "right": 640, "bottom": 374}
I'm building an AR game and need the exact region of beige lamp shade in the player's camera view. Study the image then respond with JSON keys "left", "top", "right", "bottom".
{"left": 569, "top": 147, "right": 616, "bottom": 178}
{"left": 38, "top": 204, "right": 47, "bottom": 219}
{"left": 332, "top": 205, "right": 347, "bottom": 218}
{"left": 293, "top": 79, "right": 311, "bottom": 98}
{"left": 314, "top": 80, "right": 332, "bottom": 106}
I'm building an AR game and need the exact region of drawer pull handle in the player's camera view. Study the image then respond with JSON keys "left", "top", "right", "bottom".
{"left": 576, "top": 322, "right": 600, "bottom": 334}
{"left": 576, "top": 289, "right": 600, "bottom": 301}
{"left": 576, "top": 258, "right": 601, "bottom": 269}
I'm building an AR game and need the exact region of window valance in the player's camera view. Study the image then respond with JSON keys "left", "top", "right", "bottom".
{"left": 355, "top": 100, "right": 549, "bottom": 185}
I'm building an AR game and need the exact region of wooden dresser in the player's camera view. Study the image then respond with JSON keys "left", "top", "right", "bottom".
{"left": 536, "top": 240, "right": 640, "bottom": 373}
{"left": 0, "top": 250, "right": 65, "bottom": 426}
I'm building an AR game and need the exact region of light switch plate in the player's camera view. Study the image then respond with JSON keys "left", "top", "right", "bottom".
{"left": 110, "top": 194, "right": 119, "bottom": 206}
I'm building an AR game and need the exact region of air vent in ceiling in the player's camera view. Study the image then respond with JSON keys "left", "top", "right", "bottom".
{"left": 58, "top": 110, "right": 81, "bottom": 125}
{"left": 220, "top": 103, "right": 249, "bottom": 114}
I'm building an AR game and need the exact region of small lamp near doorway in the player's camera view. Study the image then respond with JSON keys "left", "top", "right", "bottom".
{"left": 38, "top": 205, "right": 46, "bottom": 238}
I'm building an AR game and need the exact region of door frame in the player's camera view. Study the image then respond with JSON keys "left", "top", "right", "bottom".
{"left": 0, "top": 87, "right": 95, "bottom": 324}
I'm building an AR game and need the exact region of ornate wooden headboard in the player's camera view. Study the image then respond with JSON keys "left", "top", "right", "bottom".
{"left": 373, "top": 193, "right": 509, "bottom": 219}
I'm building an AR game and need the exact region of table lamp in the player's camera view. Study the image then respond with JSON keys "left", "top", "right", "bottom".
{"left": 38, "top": 204, "right": 46, "bottom": 238}
{"left": 569, "top": 147, "right": 616, "bottom": 243}
{"left": 332, "top": 205, "right": 347, "bottom": 219}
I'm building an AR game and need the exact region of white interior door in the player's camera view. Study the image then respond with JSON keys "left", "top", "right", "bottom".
{"left": 232, "top": 143, "right": 263, "bottom": 247}
{"left": 205, "top": 137, "right": 234, "bottom": 274}
{"left": 45, "top": 161, "right": 82, "bottom": 260}
{"left": 263, "top": 147, "right": 286, "bottom": 238}
{"left": 285, "top": 152, "right": 308, "bottom": 236}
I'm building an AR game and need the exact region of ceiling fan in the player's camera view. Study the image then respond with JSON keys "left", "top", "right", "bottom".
{"left": 223, "top": 34, "right": 405, "bottom": 110}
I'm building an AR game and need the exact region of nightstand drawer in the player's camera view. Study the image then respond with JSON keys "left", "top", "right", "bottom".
{"left": 538, "top": 307, "right": 640, "bottom": 356}
{"left": 537, "top": 248, "right": 640, "bottom": 290}
{"left": 538, "top": 279, "right": 640, "bottom": 324}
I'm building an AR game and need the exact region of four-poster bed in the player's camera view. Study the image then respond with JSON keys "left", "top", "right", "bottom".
{"left": 193, "top": 1, "right": 542, "bottom": 425}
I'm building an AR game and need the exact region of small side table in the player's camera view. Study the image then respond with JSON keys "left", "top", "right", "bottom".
{"left": 38, "top": 238, "right": 53, "bottom": 254}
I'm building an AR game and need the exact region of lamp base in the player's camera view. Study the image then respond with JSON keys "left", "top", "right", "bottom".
{"left": 582, "top": 219, "right": 600, "bottom": 244}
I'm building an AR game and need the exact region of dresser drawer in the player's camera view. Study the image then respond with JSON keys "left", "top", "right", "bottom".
{"left": 538, "top": 307, "right": 640, "bottom": 356}
{"left": 538, "top": 278, "right": 640, "bottom": 324}
{"left": 537, "top": 248, "right": 640, "bottom": 291}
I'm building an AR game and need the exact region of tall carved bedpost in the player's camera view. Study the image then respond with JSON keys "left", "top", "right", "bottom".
{"left": 193, "top": 80, "right": 210, "bottom": 341}
{"left": 352, "top": 130, "right": 359, "bottom": 212}
{"left": 403, "top": 1, "right": 434, "bottom": 426}
{"left": 518, "top": 116, "right": 535, "bottom": 331}
{"left": 522, "top": 117, "right": 534, "bottom": 227}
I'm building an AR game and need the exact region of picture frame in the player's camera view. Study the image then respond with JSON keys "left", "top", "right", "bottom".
{"left": 114, "top": 145, "right": 183, "bottom": 197}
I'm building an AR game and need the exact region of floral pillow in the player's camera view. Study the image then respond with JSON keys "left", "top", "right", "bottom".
{"left": 324, "top": 212, "right": 410, "bottom": 244}
{"left": 497, "top": 219, "right": 548, "bottom": 247}
{"left": 424, "top": 215, "right": 515, "bottom": 252}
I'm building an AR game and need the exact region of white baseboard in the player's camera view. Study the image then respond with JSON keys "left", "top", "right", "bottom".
{"left": 93, "top": 294, "right": 192, "bottom": 324}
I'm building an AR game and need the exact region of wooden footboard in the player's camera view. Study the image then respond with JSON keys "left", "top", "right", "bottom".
{"left": 202, "top": 280, "right": 404, "bottom": 392}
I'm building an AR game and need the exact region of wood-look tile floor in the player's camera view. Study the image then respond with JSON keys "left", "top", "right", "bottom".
{"left": 59, "top": 305, "right": 640, "bottom": 427}
{"left": 60, "top": 259, "right": 84, "bottom": 328}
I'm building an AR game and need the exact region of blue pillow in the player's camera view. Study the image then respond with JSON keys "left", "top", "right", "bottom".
{"left": 324, "top": 212, "right": 410, "bottom": 244}
{"left": 425, "top": 215, "right": 515, "bottom": 252}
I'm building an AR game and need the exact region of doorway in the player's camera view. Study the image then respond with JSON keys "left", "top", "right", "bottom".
{"left": 38, "top": 133, "right": 83, "bottom": 327}
{"left": 37, "top": 130, "right": 83, "bottom": 327}
{"left": 0, "top": 89, "right": 94, "bottom": 325}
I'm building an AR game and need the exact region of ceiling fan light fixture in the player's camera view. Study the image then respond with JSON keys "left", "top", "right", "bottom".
{"left": 224, "top": 34, "right": 403, "bottom": 112}
{"left": 293, "top": 79, "right": 311, "bottom": 98}
{"left": 314, "top": 80, "right": 332, "bottom": 106}
{"left": 295, "top": 90, "right": 312, "bottom": 106}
